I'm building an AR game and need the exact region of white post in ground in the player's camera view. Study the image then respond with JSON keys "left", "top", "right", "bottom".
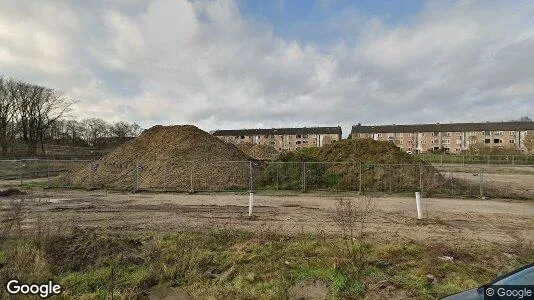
{"left": 248, "top": 192, "right": 254, "bottom": 217}
{"left": 415, "top": 192, "right": 423, "bottom": 220}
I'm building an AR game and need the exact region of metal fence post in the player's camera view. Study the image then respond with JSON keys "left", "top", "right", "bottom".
{"left": 276, "top": 162, "right": 279, "bottom": 190}
{"left": 450, "top": 171, "right": 454, "bottom": 196}
{"left": 89, "top": 162, "right": 94, "bottom": 189}
{"left": 249, "top": 161, "right": 253, "bottom": 192}
{"left": 134, "top": 161, "right": 140, "bottom": 192}
{"left": 479, "top": 172, "right": 484, "bottom": 198}
{"left": 19, "top": 160, "right": 23, "bottom": 186}
{"left": 46, "top": 163, "right": 50, "bottom": 188}
{"left": 419, "top": 162, "right": 423, "bottom": 195}
{"left": 302, "top": 162, "right": 306, "bottom": 192}
{"left": 512, "top": 155, "right": 515, "bottom": 166}
{"left": 358, "top": 162, "right": 362, "bottom": 194}
{"left": 190, "top": 161, "right": 194, "bottom": 193}
{"left": 389, "top": 165, "right": 392, "bottom": 194}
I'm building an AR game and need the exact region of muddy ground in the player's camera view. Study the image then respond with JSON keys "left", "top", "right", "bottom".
{"left": 1, "top": 189, "right": 533, "bottom": 246}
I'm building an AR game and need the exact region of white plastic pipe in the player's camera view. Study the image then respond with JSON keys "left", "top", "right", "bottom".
{"left": 248, "top": 192, "right": 254, "bottom": 217}
{"left": 415, "top": 192, "right": 423, "bottom": 219}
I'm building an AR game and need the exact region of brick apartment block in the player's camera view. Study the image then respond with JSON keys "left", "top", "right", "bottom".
{"left": 351, "top": 121, "right": 534, "bottom": 154}
{"left": 212, "top": 127, "right": 342, "bottom": 151}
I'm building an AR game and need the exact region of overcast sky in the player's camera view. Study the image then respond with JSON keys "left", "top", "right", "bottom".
{"left": 1, "top": 0, "right": 533, "bottom": 136}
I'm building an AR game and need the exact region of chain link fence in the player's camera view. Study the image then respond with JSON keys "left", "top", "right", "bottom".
{"left": 0, "top": 159, "right": 532, "bottom": 199}
{"left": 417, "top": 154, "right": 534, "bottom": 166}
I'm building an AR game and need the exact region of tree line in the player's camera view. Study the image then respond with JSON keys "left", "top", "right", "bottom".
{"left": 0, "top": 77, "right": 142, "bottom": 156}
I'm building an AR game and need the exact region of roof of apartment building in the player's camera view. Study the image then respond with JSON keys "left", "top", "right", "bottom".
{"left": 351, "top": 121, "right": 534, "bottom": 134}
{"left": 212, "top": 126, "right": 342, "bottom": 136}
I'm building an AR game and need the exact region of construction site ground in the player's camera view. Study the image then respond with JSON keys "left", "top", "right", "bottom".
{"left": 4, "top": 189, "right": 533, "bottom": 246}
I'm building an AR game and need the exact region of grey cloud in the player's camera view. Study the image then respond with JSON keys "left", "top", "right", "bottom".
{"left": 0, "top": 0, "right": 533, "bottom": 136}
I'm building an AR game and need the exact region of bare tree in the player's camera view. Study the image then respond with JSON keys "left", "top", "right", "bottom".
{"left": 110, "top": 121, "right": 133, "bottom": 138}
{"left": 131, "top": 123, "right": 142, "bottom": 136}
{"left": 10, "top": 80, "right": 73, "bottom": 155}
{"left": 81, "top": 118, "right": 110, "bottom": 146}
{"left": 0, "top": 77, "right": 16, "bottom": 155}
{"left": 64, "top": 119, "right": 87, "bottom": 145}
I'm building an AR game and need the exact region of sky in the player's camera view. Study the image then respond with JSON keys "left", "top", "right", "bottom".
{"left": 0, "top": 0, "right": 533, "bottom": 137}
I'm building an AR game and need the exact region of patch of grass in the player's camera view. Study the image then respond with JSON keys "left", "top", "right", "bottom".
{"left": 0, "top": 228, "right": 532, "bottom": 299}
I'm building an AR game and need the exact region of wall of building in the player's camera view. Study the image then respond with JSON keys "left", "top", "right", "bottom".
{"left": 216, "top": 133, "right": 340, "bottom": 151}
{"left": 354, "top": 130, "right": 532, "bottom": 154}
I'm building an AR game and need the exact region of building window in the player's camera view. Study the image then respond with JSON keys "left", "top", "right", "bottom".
{"left": 240, "top": 136, "right": 245, "bottom": 139}
{"left": 510, "top": 131, "right": 516, "bottom": 136}
{"left": 296, "top": 134, "right": 302, "bottom": 138}
{"left": 432, "top": 132, "right": 438, "bottom": 136}
{"left": 484, "top": 131, "right": 490, "bottom": 136}
{"left": 296, "top": 141, "right": 302, "bottom": 145}
{"left": 485, "top": 139, "right": 490, "bottom": 144}
{"left": 443, "top": 139, "right": 451, "bottom": 144}
{"left": 398, "top": 133, "right": 403, "bottom": 137}
{"left": 510, "top": 139, "right": 515, "bottom": 144}
{"left": 446, "top": 132, "right": 451, "bottom": 137}
{"left": 494, "top": 139, "right": 502, "bottom": 143}
{"left": 302, "top": 134, "right": 308, "bottom": 138}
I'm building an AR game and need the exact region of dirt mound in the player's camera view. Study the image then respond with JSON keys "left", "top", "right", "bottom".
{"left": 67, "top": 125, "right": 255, "bottom": 190}
{"left": 257, "top": 139, "right": 447, "bottom": 194}
{"left": 237, "top": 142, "right": 279, "bottom": 160}
{"left": 276, "top": 139, "right": 416, "bottom": 164}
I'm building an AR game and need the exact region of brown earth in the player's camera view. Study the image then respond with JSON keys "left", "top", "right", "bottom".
{"left": 237, "top": 142, "right": 279, "bottom": 160}
{"left": 65, "top": 125, "right": 257, "bottom": 190}
{"left": 4, "top": 190, "right": 533, "bottom": 246}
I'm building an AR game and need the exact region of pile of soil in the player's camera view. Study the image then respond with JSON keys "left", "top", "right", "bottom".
{"left": 259, "top": 139, "right": 446, "bottom": 194}
{"left": 275, "top": 139, "right": 416, "bottom": 164}
{"left": 237, "top": 143, "right": 279, "bottom": 160}
{"left": 66, "top": 125, "right": 255, "bottom": 191}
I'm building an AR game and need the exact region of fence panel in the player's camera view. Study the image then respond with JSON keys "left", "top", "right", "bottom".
{"left": 192, "top": 161, "right": 250, "bottom": 192}
{"left": 417, "top": 154, "right": 534, "bottom": 166}
{"left": 0, "top": 159, "right": 532, "bottom": 199}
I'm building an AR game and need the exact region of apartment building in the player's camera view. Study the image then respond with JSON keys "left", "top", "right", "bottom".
{"left": 351, "top": 121, "right": 534, "bottom": 154}
{"left": 212, "top": 127, "right": 342, "bottom": 151}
